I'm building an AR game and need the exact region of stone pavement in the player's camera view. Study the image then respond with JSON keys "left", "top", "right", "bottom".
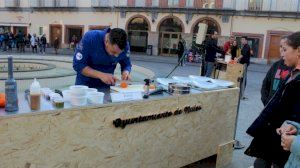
{"left": 0, "top": 48, "right": 272, "bottom": 168}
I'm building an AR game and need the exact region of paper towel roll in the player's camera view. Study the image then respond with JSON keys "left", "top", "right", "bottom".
{"left": 195, "top": 23, "right": 208, "bottom": 44}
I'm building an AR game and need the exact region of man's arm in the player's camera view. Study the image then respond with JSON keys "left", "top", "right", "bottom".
{"left": 119, "top": 43, "right": 132, "bottom": 80}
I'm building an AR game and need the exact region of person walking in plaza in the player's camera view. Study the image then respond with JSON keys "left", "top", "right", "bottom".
{"left": 261, "top": 37, "right": 291, "bottom": 106}
{"left": 2, "top": 32, "right": 8, "bottom": 51}
{"left": 30, "top": 33, "right": 38, "bottom": 53}
{"left": 70, "top": 35, "right": 78, "bottom": 52}
{"left": 53, "top": 37, "right": 59, "bottom": 54}
{"left": 177, "top": 36, "right": 185, "bottom": 66}
{"left": 40, "top": 34, "right": 47, "bottom": 54}
{"left": 16, "top": 30, "right": 25, "bottom": 52}
{"left": 245, "top": 31, "right": 300, "bottom": 168}
{"left": 7, "top": 32, "right": 14, "bottom": 52}
{"left": 0, "top": 33, "right": 3, "bottom": 49}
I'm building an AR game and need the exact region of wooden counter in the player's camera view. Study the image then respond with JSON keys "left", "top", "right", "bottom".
{"left": 0, "top": 88, "right": 239, "bottom": 168}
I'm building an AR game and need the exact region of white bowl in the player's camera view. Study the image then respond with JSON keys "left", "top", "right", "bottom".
{"left": 69, "top": 85, "right": 88, "bottom": 90}
{"left": 69, "top": 85, "right": 88, "bottom": 96}
{"left": 49, "top": 92, "right": 62, "bottom": 102}
{"left": 62, "top": 90, "right": 71, "bottom": 102}
{"left": 70, "top": 95, "right": 87, "bottom": 106}
{"left": 87, "top": 92, "right": 104, "bottom": 104}
{"left": 85, "top": 88, "right": 98, "bottom": 94}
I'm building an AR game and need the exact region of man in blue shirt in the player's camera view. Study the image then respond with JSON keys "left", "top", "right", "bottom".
{"left": 73, "top": 28, "right": 132, "bottom": 89}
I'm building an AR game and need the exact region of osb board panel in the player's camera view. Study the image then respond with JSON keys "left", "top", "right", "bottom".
{"left": 0, "top": 89, "right": 239, "bottom": 168}
{"left": 216, "top": 141, "right": 235, "bottom": 168}
{"left": 224, "top": 63, "right": 244, "bottom": 87}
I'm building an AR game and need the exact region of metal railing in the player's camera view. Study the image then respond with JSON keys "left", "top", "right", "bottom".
{"left": 90, "top": 0, "right": 235, "bottom": 9}
{"left": 268, "top": 0, "right": 299, "bottom": 12}
{"left": 5, "top": 0, "right": 20, "bottom": 7}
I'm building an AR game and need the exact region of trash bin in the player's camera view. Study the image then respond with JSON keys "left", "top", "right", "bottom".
{"left": 146, "top": 45, "right": 153, "bottom": 55}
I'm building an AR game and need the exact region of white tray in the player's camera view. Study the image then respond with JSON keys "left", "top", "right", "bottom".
{"left": 210, "top": 79, "right": 234, "bottom": 87}
{"left": 172, "top": 76, "right": 193, "bottom": 84}
{"left": 156, "top": 78, "right": 177, "bottom": 86}
{"left": 110, "top": 84, "right": 144, "bottom": 93}
{"left": 192, "top": 81, "right": 219, "bottom": 90}
{"left": 189, "top": 75, "right": 211, "bottom": 82}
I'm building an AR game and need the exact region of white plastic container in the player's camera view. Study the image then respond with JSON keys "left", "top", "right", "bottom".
{"left": 69, "top": 85, "right": 88, "bottom": 96}
{"left": 30, "top": 78, "right": 41, "bottom": 110}
{"left": 85, "top": 88, "right": 98, "bottom": 94}
{"left": 224, "top": 55, "right": 232, "bottom": 63}
{"left": 49, "top": 92, "right": 62, "bottom": 102}
{"left": 70, "top": 95, "right": 87, "bottom": 106}
{"left": 62, "top": 90, "right": 71, "bottom": 102}
{"left": 87, "top": 92, "right": 105, "bottom": 104}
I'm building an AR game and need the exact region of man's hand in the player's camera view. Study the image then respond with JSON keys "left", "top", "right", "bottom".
{"left": 281, "top": 133, "right": 295, "bottom": 151}
{"left": 81, "top": 66, "right": 118, "bottom": 85}
{"left": 277, "top": 124, "right": 297, "bottom": 135}
{"left": 121, "top": 70, "right": 131, "bottom": 81}
{"left": 99, "top": 72, "right": 118, "bottom": 85}
{"left": 235, "top": 55, "right": 243, "bottom": 62}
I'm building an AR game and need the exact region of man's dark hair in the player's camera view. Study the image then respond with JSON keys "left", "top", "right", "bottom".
{"left": 109, "top": 28, "right": 127, "bottom": 50}
{"left": 241, "top": 36, "right": 248, "bottom": 40}
{"left": 287, "top": 31, "right": 300, "bottom": 49}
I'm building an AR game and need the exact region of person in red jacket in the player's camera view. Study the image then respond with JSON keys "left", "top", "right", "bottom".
{"left": 223, "top": 35, "right": 235, "bottom": 54}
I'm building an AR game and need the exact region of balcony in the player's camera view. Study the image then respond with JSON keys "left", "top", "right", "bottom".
{"left": 30, "top": 0, "right": 77, "bottom": 8}
{"left": 5, "top": 0, "right": 20, "bottom": 7}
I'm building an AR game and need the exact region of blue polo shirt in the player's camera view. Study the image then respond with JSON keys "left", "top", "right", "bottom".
{"left": 73, "top": 28, "right": 132, "bottom": 88}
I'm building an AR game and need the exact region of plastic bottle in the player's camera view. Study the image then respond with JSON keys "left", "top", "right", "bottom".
{"left": 30, "top": 78, "right": 41, "bottom": 110}
{"left": 5, "top": 56, "right": 18, "bottom": 112}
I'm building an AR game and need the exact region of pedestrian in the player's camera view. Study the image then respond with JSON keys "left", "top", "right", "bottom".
{"left": 26, "top": 33, "right": 31, "bottom": 48}
{"left": 245, "top": 31, "right": 300, "bottom": 168}
{"left": 7, "top": 32, "right": 13, "bottom": 52}
{"left": 70, "top": 35, "right": 78, "bottom": 52}
{"left": 2, "top": 32, "right": 9, "bottom": 51}
{"left": 261, "top": 37, "right": 292, "bottom": 106}
{"left": 0, "top": 33, "right": 3, "bottom": 49}
{"left": 40, "top": 34, "right": 47, "bottom": 54}
{"left": 30, "top": 33, "right": 38, "bottom": 53}
{"left": 53, "top": 37, "right": 59, "bottom": 54}
{"left": 177, "top": 36, "right": 185, "bottom": 66}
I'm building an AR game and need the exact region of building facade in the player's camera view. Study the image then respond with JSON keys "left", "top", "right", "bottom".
{"left": 0, "top": 0, "right": 300, "bottom": 62}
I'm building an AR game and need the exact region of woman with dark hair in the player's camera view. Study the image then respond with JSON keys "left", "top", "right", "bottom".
{"left": 230, "top": 39, "right": 238, "bottom": 60}
{"left": 245, "top": 31, "right": 300, "bottom": 168}
{"left": 261, "top": 37, "right": 292, "bottom": 106}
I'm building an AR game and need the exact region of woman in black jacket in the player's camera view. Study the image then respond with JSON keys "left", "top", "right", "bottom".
{"left": 245, "top": 31, "right": 300, "bottom": 168}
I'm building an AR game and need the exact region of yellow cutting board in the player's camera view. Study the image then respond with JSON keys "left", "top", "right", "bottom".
{"left": 110, "top": 84, "right": 145, "bottom": 93}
